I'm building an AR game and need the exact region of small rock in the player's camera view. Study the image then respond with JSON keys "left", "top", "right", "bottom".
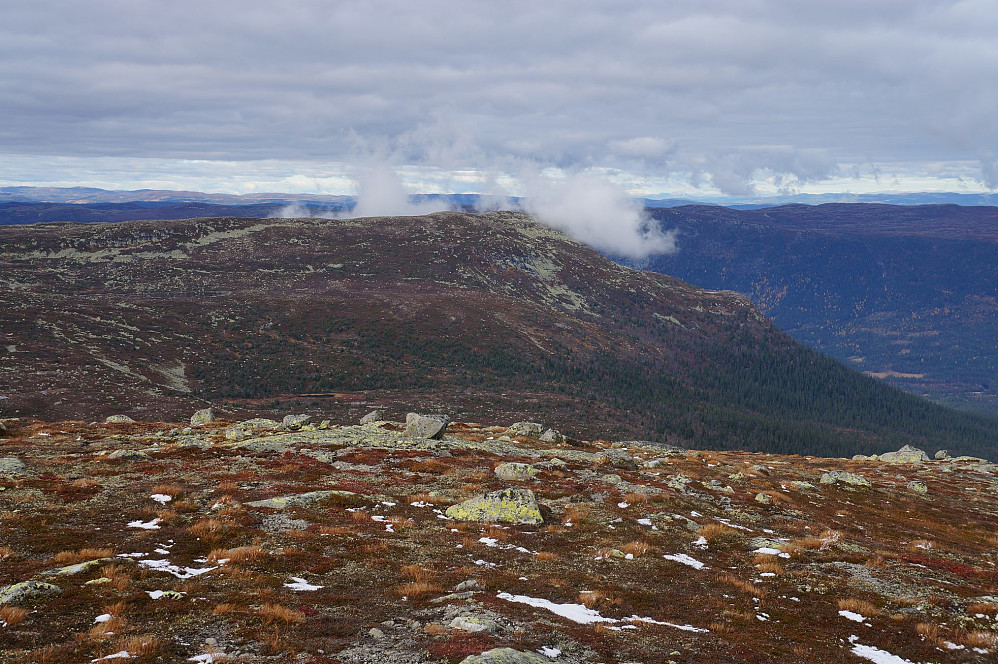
{"left": 190, "top": 408, "right": 216, "bottom": 426}
{"left": 282, "top": 414, "right": 312, "bottom": 430}
{"left": 445, "top": 488, "right": 543, "bottom": 524}
{"left": 546, "top": 457, "right": 567, "bottom": 468}
{"left": 360, "top": 409, "right": 385, "bottom": 424}
{"left": 879, "top": 445, "right": 930, "bottom": 464}
{"left": 459, "top": 647, "right": 550, "bottom": 664}
{"left": 224, "top": 426, "right": 250, "bottom": 441}
{"left": 318, "top": 420, "right": 331, "bottom": 429}
{"left": 0, "top": 580, "right": 62, "bottom": 604}
{"left": 455, "top": 579, "right": 481, "bottom": 591}
{"left": 852, "top": 454, "right": 869, "bottom": 461}
{"left": 907, "top": 480, "right": 928, "bottom": 495}
{"left": 505, "top": 422, "right": 545, "bottom": 438}
{"left": 789, "top": 481, "right": 817, "bottom": 491}
{"left": 104, "top": 415, "right": 135, "bottom": 424}
{"left": 934, "top": 450, "right": 950, "bottom": 460}
{"left": 754, "top": 492, "right": 772, "bottom": 504}
{"left": 405, "top": 413, "right": 449, "bottom": 439}
{"left": 181, "top": 427, "right": 193, "bottom": 435}
{"left": 494, "top": 462, "right": 540, "bottom": 482}
{"left": 107, "top": 449, "right": 151, "bottom": 460}
{"left": 819, "top": 470, "right": 872, "bottom": 487}
{"left": 368, "top": 627, "right": 385, "bottom": 639}
{"left": 600, "top": 473, "right": 623, "bottom": 484}
{"left": 449, "top": 616, "right": 497, "bottom": 633}
{"left": 0, "top": 457, "right": 26, "bottom": 476}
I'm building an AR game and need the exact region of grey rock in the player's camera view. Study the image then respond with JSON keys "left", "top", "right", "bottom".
{"left": 181, "top": 427, "right": 193, "bottom": 435}
{"left": 852, "top": 454, "right": 869, "bottom": 461}
{"left": 598, "top": 449, "right": 639, "bottom": 471}
{"left": 360, "top": 409, "right": 386, "bottom": 424}
{"left": 667, "top": 474, "right": 693, "bottom": 493}
{"left": 620, "top": 440, "right": 686, "bottom": 457}
{"left": 819, "top": 470, "right": 872, "bottom": 487}
{"left": 445, "top": 488, "right": 543, "bottom": 524}
{"left": 459, "top": 648, "right": 549, "bottom": 664}
{"left": 907, "top": 480, "right": 928, "bottom": 495}
{"left": 0, "top": 457, "right": 26, "bottom": 475}
{"left": 282, "top": 414, "right": 312, "bottom": 430}
{"left": 505, "top": 422, "right": 545, "bottom": 438}
{"left": 449, "top": 616, "right": 497, "bottom": 633}
{"left": 789, "top": 481, "right": 817, "bottom": 491}
{"left": 600, "top": 473, "right": 623, "bottom": 484}
{"left": 405, "top": 413, "right": 449, "bottom": 439}
{"left": 494, "top": 462, "right": 540, "bottom": 482}
{"left": 455, "top": 579, "right": 481, "bottom": 591}
{"left": 104, "top": 414, "right": 135, "bottom": 424}
{"left": 538, "top": 428, "right": 565, "bottom": 443}
{"left": 224, "top": 426, "right": 250, "bottom": 441}
{"left": 879, "top": 445, "right": 930, "bottom": 464}
{"left": 44, "top": 558, "right": 116, "bottom": 576}
{"left": 934, "top": 450, "right": 950, "bottom": 460}
{"left": 0, "top": 580, "right": 62, "bottom": 604}
{"left": 368, "top": 627, "right": 385, "bottom": 639}
{"left": 190, "top": 408, "right": 216, "bottom": 426}
{"left": 245, "top": 489, "right": 355, "bottom": 509}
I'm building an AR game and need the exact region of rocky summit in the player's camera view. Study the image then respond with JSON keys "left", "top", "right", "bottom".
{"left": 0, "top": 414, "right": 996, "bottom": 663}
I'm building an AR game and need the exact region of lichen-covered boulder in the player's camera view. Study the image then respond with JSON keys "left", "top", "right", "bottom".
{"left": 0, "top": 580, "right": 62, "bottom": 604}
{"left": 819, "top": 470, "right": 872, "bottom": 487}
{"left": 907, "top": 480, "right": 928, "bottom": 495}
{"left": 445, "top": 488, "right": 543, "bottom": 524}
{"left": 504, "top": 422, "right": 545, "bottom": 438}
{"left": 190, "top": 408, "right": 216, "bottom": 426}
{"left": 282, "top": 414, "right": 312, "bottom": 429}
{"left": 538, "top": 428, "right": 564, "bottom": 443}
{"left": 104, "top": 414, "right": 135, "bottom": 424}
{"left": 405, "top": 413, "right": 449, "bottom": 439}
{"left": 494, "top": 462, "right": 539, "bottom": 482}
{"left": 879, "top": 445, "right": 929, "bottom": 464}
{"left": 459, "top": 648, "right": 549, "bottom": 664}
{"left": 360, "top": 409, "right": 386, "bottom": 424}
{"left": 246, "top": 489, "right": 355, "bottom": 510}
{"left": 107, "top": 449, "right": 151, "bottom": 460}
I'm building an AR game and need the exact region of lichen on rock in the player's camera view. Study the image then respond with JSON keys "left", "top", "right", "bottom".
{"left": 445, "top": 488, "right": 543, "bottom": 524}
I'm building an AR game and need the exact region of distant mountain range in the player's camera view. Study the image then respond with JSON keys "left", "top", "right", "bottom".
{"left": 1, "top": 210, "right": 995, "bottom": 458}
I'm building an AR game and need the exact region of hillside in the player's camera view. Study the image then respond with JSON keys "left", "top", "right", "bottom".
{"left": 0, "top": 414, "right": 995, "bottom": 663}
{"left": 1, "top": 211, "right": 996, "bottom": 458}
{"left": 639, "top": 204, "right": 998, "bottom": 415}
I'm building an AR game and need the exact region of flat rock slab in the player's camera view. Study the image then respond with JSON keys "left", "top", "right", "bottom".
{"left": 445, "top": 488, "right": 543, "bottom": 524}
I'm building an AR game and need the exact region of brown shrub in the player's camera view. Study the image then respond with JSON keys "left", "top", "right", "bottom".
{"left": 958, "top": 630, "right": 998, "bottom": 648}
{"left": 916, "top": 622, "right": 943, "bottom": 646}
{"left": 562, "top": 504, "right": 590, "bottom": 525}
{"left": 52, "top": 547, "right": 115, "bottom": 564}
{"left": 259, "top": 603, "right": 305, "bottom": 624}
{"left": 709, "top": 621, "right": 734, "bottom": 634}
{"left": 0, "top": 606, "right": 29, "bottom": 626}
{"left": 112, "top": 635, "right": 160, "bottom": 656}
{"left": 397, "top": 581, "right": 442, "bottom": 600}
{"left": 87, "top": 615, "right": 126, "bottom": 639}
{"left": 400, "top": 563, "right": 431, "bottom": 582}
{"left": 698, "top": 523, "right": 741, "bottom": 546}
{"left": 622, "top": 492, "right": 650, "bottom": 505}
{"left": 577, "top": 590, "right": 621, "bottom": 611}
{"left": 71, "top": 477, "right": 101, "bottom": 489}
{"left": 536, "top": 551, "right": 561, "bottom": 562}
{"left": 838, "top": 598, "right": 880, "bottom": 616}
{"left": 151, "top": 482, "right": 184, "bottom": 496}
{"left": 0, "top": 546, "right": 15, "bottom": 559}
{"left": 213, "top": 603, "right": 238, "bottom": 615}
{"left": 621, "top": 541, "right": 652, "bottom": 557}
{"left": 208, "top": 544, "right": 267, "bottom": 564}
{"left": 189, "top": 517, "right": 229, "bottom": 543}
{"left": 717, "top": 574, "right": 761, "bottom": 596}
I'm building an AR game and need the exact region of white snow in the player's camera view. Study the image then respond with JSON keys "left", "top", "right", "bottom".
{"left": 692, "top": 536, "right": 709, "bottom": 549}
{"left": 618, "top": 502, "right": 629, "bottom": 508}
{"left": 139, "top": 558, "right": 217, "bottom": 579}
{"left": 624, "top": 614, "right": 709, "bottom": 633}
{"left": 637, "top": 518, "right": 653, "bottom": 526}
{"left": 146, "top": 590, "right": 184, "bottom": 599}
{"left": 150, "top": 494, "right": 172, "bottom": 504}
{"left": 126, "top": 518, "right": 162, "bottom": 530}
{"left": 848, "top": 635, "right": 925, "bottom": 664}
{"left": 92, "top": 651, "right": 132, "bottom": 661}
{"left": 284, "top": 577, "right": 323, "bottom": 591}
{"left": 662, "top": 553, "right": 707, "bottom": 570}
{"left": 753, "top": 547, "right": 790, "bottom": 558}
{"left": 538, "top": 646, "right": 562, "bottom": 657}
{"left": 497, "top": 592, "right": 709, "bottom": 633}
{"left": 188, "top": 655, "right": 223, "bottom": 663}
{"left": 94, "top": 613, "right": 112, "bottom": 623}
{"left": 839, "top": 610, "right": 865, "bottom": 623}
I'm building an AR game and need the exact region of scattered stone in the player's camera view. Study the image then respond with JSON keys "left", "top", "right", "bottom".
{"left": 878, "top": 445, "right": 930, "bottom": 464}
{"left": 190, "top": 408, "right": 216, "bottom": 426}
{"left": 282, "top": 414, "right": 312, "bottom": 430}
{"left": 459, "top": 648, "right": 549, "bottom": 664}
{"left": 546, "top": 457, "right": 567, "bottom": 469}
{"left": 819, "top": 470, "right": 872, "bottom": 487}
{"left": 360, "top": 409, "right": 386, "bottom": 424}
{"left": 246, "top": 489, "right": 355, "bottom": 509}
{"left": 539, "top": 428, "right": 565, "bottom": 443}
{"left": 104, "top": 415, "right": 135, "bottom": 424}
{"left": 852, "top": 455, "right": 869, "bottom": 461}
{"left": 505, "top": 422, "right": 545, "bottom": 438}
{"left": 107, "top": 449, "right": 151, "bottom": 460}
{"left": 318, "top": 419, "right": 331, "bottom": 429}
{"left": 181, "top": 427, "right": 193, "bottom": 435}
{"left": 445, "top": 488, "right": 543, "bottom": 524}
{"left": 405, "top": 413, "right": 449, "bottom": 439}
{"left": 907, "top": 480, "right": 928, "bottom": 495}
{"left": 934, "top": 450, "right": 950, "bottom": 460}
{"left": 600, "top": 473, "right": 623, "bottom": 484}
{"left": 494, "top": 462, "right": 540, "bottom": 482}
{"left": 667, "top": 474, "right": 693, "bottom": 493}
{"left": 455, "top": 579, "right": 481, "bottom": 591}
{"left": 0, "top": 580, "right": 62, "bottom": 604}
{"left": 0, "top": 457, "right": 26, "bottom": 475}
{"left": 754, "top": 492, "right": 772, "bottom": 504}
{"left": 449, "top": 616, "right": 497, "bottom": 633}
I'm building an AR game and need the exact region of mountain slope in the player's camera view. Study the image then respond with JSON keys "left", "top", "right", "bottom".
{"left": 639, "top": 204, "right": 998, "bottom": 415}
{"left": 1, "top": 211, "right": 995, "bottom": 457}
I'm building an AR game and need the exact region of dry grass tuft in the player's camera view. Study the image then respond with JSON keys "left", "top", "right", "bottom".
{"left": 52, "top": 547, "right": 115, "bottom": 564}
{"left": 958, "top": 630, "right": 998, "bottom": 648}
{"left": 259, "top": 603, "right": 305, "bottom": 624}
{"left": 397, "top": 581, "right": 442, "bottom": 600}
{"left": 423, "top": 622, "right": 449, "bottom": 636}
{"left": 189, "top": 517, "right": 229, "bottom": 542}
{"left": 562, "top": 504, "right": 590, "bottom": 525}
{"left": 717, "top": 573, "right": 761, "bottom": 595}
{"left": 213, "top": 603, "right": 238, "bottom": 615}
{"left": 577, "top": 590, "right": 622, "bottom": 611}
{"left": 536, "top": 551, "right": 561, "bottom": 562}
{"left": 112, "top": 634, "right": 160, "bottom": 656}
{"left": 698, "top": 523, "right": 741, "bottom": 546}
{"left": 622, "top": 492, "right": 650, "bottom": 505}
{"left": 755, "top": 561, "right": 784, "bottom": 575}
{"left": 400, "top": 563, "right": 431, "bottom": 582}
{"left": 838, "top": 598, "right": 880, "bottom": 616}
{"left": 0, "top": 606, "right": 29, "bottom": 626}
{"left": 151, "top": 482, "right": 183, "bottom": 496}
{"left": 87, "top": 615, "right": 126, "bottom": 639}
{"left": 966, "top": 602, "right": 998, "bottom": 616}
{"left": 916, "top": 622, "right": 944, "bottom": 646}
{"left": 0, "top": 546, "right": 15, "bottom": 560}
{"left": 208, "top": 544, "right": 267, "bottom": 564}
{"left": 71, "top": 477, "right": 101, "bottom": 489}
{"left": 621, "top": 541, "right": 652, "bottom": 557}
{"left": 709, "top": 621, "right": 734, "bottom": 634}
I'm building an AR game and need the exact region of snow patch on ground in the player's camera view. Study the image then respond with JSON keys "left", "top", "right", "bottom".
{"left": 150, "top": 494, "right": 172, "bottom": 504}
{"left": 126, "top": 518, "right": 162, "bottom": 530}
{"left": 284, "top": 576, "right": 323, "bottom": 591}
{"left": 139, "top": 558, "right": 216, "bottom": 579}
{"left": 848, "top": 635, "right": 928, "bottom": 664}
{"left": 839, "top": 610, "right": 865, "bottom": 623}
{"left": 662, "top": 553, "right": 707, "bottom": 569}
{"left": 497, "top": 591, "right": 708, "bottom": 633}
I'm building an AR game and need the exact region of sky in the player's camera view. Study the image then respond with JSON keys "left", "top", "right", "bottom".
{"left": 2, "top": 0, "right": 998, "bottom": 203}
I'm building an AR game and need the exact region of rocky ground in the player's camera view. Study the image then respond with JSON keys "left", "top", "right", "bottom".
{"left": 1, "top": 412, "right": 996, "bottom": 663}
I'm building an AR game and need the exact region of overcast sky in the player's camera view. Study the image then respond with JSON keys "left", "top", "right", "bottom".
{"left": 2, "top": 0, "right": 997, "bottom": 197}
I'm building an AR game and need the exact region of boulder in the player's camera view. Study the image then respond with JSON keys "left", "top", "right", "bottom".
{"left": 0, "top": 457, "right": 26, "bottom": 476}
{"left": 878, "top": 445, "right": 929, "bottom": 464}
{"left": 505, "top": 422, "right": 545, "bottom": 438}
{"left": 445, "top": 488, "right": 543, "bottom": 524}
{"left": 360, "top": 409, "right": 386, "bottom": 424}
{"left": 224, "top": 426, "right": 250, "bottom": 441}
{"left": 538, "top": 428, "right": 565, "bottom": 443}
{"left": 494, "top": 462, "right": 539, "bottom": 482}
{"left": 0, "top": 580, "right": 62, "bottom": 604}
{"left": 459, "top": 648, "right": 550, "bottom": 664}
{"left": 819, "top": 470, "right": 871, "bottom": 487}
{"left": 190, "top": 408, "right": 216, "bottom": 426}
{"left": 449, "top": 615, "right": 498, "bottom": 633}
{"left": 405, "top": 413, "right": 449, "bottom": 439}
{"left": 598, "top": 449, "right": 639, "bottom": 471}
{"left": 282, "top": 414, "right": 312, "bottom": 430}
{"left": 754, "top": 492, "right": 772, "bottom": 504}
{"left": 104, "top": 415, "right": 135, "bottom": 424}
{"left": 934, "top": 449, "right": 950, "bottom": 460}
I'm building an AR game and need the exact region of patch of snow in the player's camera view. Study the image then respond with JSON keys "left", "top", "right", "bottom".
{"left": 139, "top": 558, "right": 217, "bottom": 579}
{"left": 663, "top": 553, "right": 707, "bottom": 570}
{"left": 154, "top": 548, "right": 170, "bottom": 554}
{"left": 284, "top": 577, "right": 323, "bottom": 591}
{"left": 92, "top": 651, "right": 132, "bottom": 661}
{"left": 753, "top": 547, "right": 791, "bottom": 558}
{"left": 618, "top": 502, "right": 629, "bottom": 508}
{"left": 146, "top": 590, "right": 185, "bottom": 599}
{"left": 624, "top": 614, "right": 709, "bottom": 633}
{"left": 127, "top": 518, "right": 162, "bottom": 530}
{"left": 150, "top": 494, "right": 172, "bottom": 504}
{"left": 690, "top": 510, "right": 702, "bottom": 517}
{"left": 715, "top": 518, "right": 753, "bottom": 532}
{"left": 94, "top": 613, "right": 112, "bottom": 623}
{"left": 409, "top": 500, "right": 432, "bottom": 507}
{"left": 839, "top": 610, "right": 866, "bottom": 623}
{"left": 188, "top": 655, "right": 220, "bottom": 663}
{"left": 497, "top": 592, "right": 614, "bottom": 624}
{"left": 117, "top": 552, "right": 147, "bottom": 558}
{"left": 538, "top": 646, "right": 562, "bottom": 658}
{"left": 692, "top": 536, "right": 708, "bottom": 549}
{"left": 637, "top": 518, "right": 653, "bottom": 526}
{"left": 943, "top": 641, "right": 964, "bottom": 650}
{"left": 848, "top": 636, "right": 924, "bottom": 664}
